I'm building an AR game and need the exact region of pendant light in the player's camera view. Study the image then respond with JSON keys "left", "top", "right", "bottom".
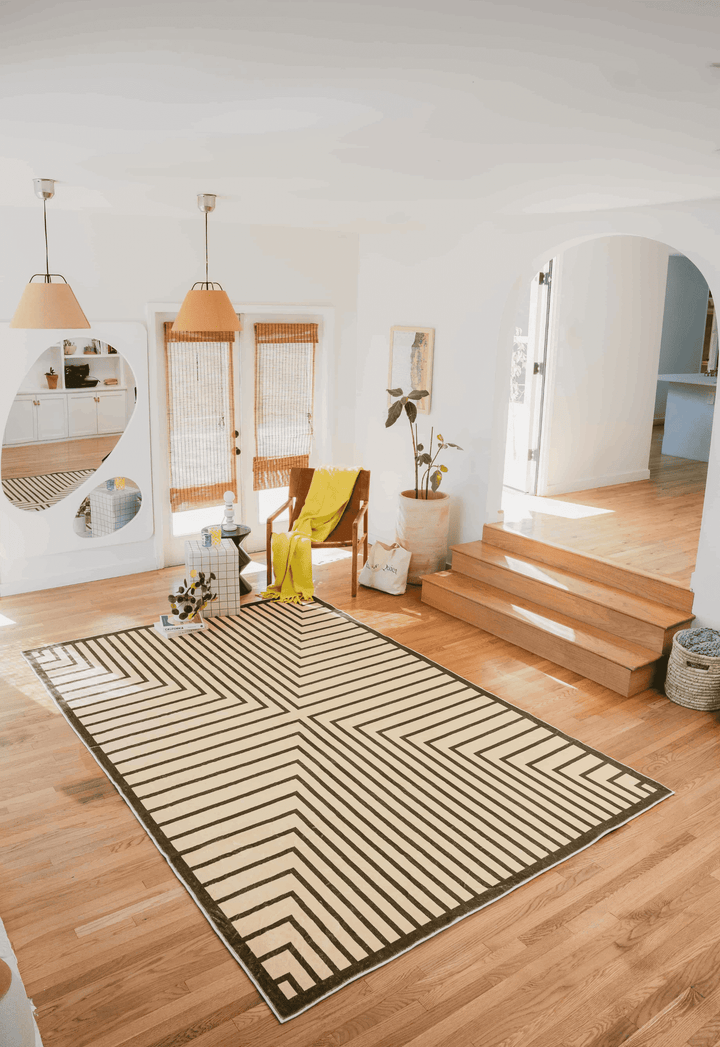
{"left": 172, "top": 194, "right": 241, "bottom": 333}
{"left": 10, "top": 178, "right": 90, "bottom": 329}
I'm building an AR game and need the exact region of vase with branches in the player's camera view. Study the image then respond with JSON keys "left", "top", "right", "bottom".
{"left": 385, "top": 387, "right": 462, "bottom": 498}
{"left": 168, "top": 570, "right": 217, "bottom": 622}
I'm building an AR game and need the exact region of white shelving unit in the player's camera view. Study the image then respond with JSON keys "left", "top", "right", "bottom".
{"left": 3, "top": 339, "right": 135, "bottom": 447}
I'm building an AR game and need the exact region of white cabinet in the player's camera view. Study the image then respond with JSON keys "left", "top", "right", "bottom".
{"left": 68, "top": 391, "right": 126, "bottom": 438}
{"left": 67, "top": 394, "right": 98, "bottom": 437}
{"left": 4, "top": 398, "right": 36, "bottom": 445}
{"left": 97, "top": 391, "right": 127, "bottom": 434}
{"left": 3, "top": 396, "right": 68, "bottom": 446}
{"left": 37, "top": 395, "right": 68, "bottom": 441}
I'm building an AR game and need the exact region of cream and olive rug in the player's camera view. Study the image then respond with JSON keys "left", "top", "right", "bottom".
{"left": 2, "top": 469, "right": 94, "bottom": 511}
{"left": 24, "top": 599, "right": 671, "bottom": 1022}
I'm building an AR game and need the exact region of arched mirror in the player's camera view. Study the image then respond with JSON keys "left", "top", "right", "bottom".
{"left": 1, "top": 338, "right": 136, "bottom": 511}
{"left": 74, "top": 477, "right": 142, "bottom": 538}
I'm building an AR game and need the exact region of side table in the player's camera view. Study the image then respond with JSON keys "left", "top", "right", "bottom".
{"left": 201, "top": 523, "right": 253, "bottom": 595}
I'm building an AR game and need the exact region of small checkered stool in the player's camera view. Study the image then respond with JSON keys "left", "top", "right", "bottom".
{"left": 184, "top": 538, "right": 240, "bottom": 618}
{"left": 89, "top": 481, "right": 141, "bottom": 536}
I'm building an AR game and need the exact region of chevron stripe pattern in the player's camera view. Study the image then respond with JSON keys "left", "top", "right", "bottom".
{"left": 24, "top": 599, "right": 671, "bottom": 1022}
{"left": 2, "top": 469, "right": 95, "bottom": 511}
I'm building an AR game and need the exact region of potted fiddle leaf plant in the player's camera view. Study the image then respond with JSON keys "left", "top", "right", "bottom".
{"left": 385, "top": 387, "right": 463, "bottom": 584}
{"left": 45, "top": 366, "right": 58, "bottom": 389}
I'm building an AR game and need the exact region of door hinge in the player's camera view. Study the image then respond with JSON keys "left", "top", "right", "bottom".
{"left": 528, "top": 448, "right": 539, "bottom": 462}
{"left": 539, "top": 271, "right": 551, "bottom": 288}
{"left": 533, "top": 362, "right": 545, "bottom": 376}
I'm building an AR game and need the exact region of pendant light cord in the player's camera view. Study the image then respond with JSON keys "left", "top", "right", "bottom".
{"left": 43, "top": 198, "right": 50, "bottom": 283}
{"left": 205, "top": 211, "right": 209, "bottom": 288}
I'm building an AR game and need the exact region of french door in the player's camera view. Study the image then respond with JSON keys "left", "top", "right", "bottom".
{"left": 161, "top": 313, "right": 320, "bottom": 564}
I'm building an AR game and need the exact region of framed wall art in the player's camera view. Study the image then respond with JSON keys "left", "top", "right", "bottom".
{"left": 388, "top": 326, "right": 435, "bottom": 413}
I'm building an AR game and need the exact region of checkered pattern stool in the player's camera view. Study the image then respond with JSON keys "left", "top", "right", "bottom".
{"left": 90, "top": 482, "right": 141, "bottom": 536}
{"left": 184, "top": 538, "right": 240, "bottom": 618}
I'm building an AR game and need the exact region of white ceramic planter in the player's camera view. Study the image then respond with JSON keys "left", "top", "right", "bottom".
{"left": 396, "top": 489, "right": 450, "bottom": 584}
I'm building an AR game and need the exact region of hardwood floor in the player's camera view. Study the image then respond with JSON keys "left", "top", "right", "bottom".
{"left": 501, "top": 425, "right": 708, "bottom": 586}
{"left": 2, "top": 549, "right": 720, "bottom": 1047}
{"left": 2, "top": 435, "right": 121, "bottom": 479}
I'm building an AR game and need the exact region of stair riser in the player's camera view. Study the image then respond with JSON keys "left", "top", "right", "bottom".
{"left": 452, "top": 550, "right": 686, "bottom": 654}
{"left": 482, "top": 525, "right": 694, "bottom": 614}
{"left": 422, "top": 581, "right": 657, "bottom": 698}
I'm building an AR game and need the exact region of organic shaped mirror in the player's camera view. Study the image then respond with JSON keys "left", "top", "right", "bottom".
{"left": 74, "top": 477, "right": 142, "bottom": 538}
{"left": 1, "top": 339, "right": 137, "bottom": 511}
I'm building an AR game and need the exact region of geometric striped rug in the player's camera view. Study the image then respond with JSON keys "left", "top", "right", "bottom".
{"left": 23, "top": 599, "right": 672, "bottom": 1022}
{"left": 2, "top": 469, "right": 95, "bottom": 511}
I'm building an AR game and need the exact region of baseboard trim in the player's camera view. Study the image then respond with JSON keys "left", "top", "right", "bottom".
{"left": 540, "top": 469, "right": 651, "bottom": 497}
{"left": 0, "top": 556, "right": 159, "bottom": 597}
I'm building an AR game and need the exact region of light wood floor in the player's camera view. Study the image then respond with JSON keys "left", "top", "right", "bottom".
{"left": 2, "top": 435, "right": 121, "bottom": 479}
{"left": 2, "top": 551, "right": 720, "bottom": 1047}
{"left": 501, "top": 426, "right": 708, "bottom": 586}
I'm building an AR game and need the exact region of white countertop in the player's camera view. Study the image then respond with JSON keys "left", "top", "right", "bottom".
{"left": 657, "top": 373, "right": 717, "bottom": 386}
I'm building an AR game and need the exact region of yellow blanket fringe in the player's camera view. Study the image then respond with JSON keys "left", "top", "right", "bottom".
{"left": 262, "top": 467, "right": 361, "bottom": 604}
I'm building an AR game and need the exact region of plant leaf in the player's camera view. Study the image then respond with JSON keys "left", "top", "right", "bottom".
{"left": 417, "top": 443, "right": 424, "bottom": 451}
{"left": 440, "top": 464, "right": 448, "bottom": 472}
{"left": 385, "top": 400, "right": 403, "bottom": 427}
{"left": 404, "top": 400, "right": 417, "bottom": 423}
{"left": 407, "top": 389, "right": 429, "bottom": 400}
{"left": 418, "top": 453, "right": 431, "bottom": 465}
{"left": 430, "top": 469, "right": 442, "bottom": 491}
{"left": 437, "top": 433, "right": 443, "bottom": 441}
{"left": 387, "top": 387, "right": 404, "bottom": 396}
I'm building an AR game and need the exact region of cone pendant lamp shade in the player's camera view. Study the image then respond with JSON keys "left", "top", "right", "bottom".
{"left": 11, "top": 178, "right": 91, "bottom": 329}
{"left": 172, "top": 287, "right": 241, "bottom": 333}
{"left": 171, "top": 194, "right": 240, "bottom": 334}
{"left": 10, "top": 279, "right": 90, "bottom": 329}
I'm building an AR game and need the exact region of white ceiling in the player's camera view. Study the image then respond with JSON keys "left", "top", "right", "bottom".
{"left": 2, "top": 0, "right": 720, "bottom": 229}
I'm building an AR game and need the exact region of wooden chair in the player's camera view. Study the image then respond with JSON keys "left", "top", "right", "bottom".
{"left": 266, "top": 468, "right": 370, "bottom": 596}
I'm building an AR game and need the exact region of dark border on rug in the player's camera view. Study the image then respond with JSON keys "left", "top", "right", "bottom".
{"left": 23, "top": 597, "right": 674, "bottom": 1023}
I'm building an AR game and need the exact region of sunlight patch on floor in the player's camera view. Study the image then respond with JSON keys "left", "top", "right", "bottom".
{"left": 502, "top": 488, "right": 615, "bottom": 522}
{"left": 0, "top": 614, "right": 16, "bottom": 627}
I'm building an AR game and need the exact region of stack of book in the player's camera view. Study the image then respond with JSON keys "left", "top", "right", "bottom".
{"left": 153, "top": 614, "right": 208, "bottom": 638}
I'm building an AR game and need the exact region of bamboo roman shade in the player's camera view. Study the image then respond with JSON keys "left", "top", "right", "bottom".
{"left": 164, "top": 323, "right": 238, "bottom": 511}
{"left": 253, "top": 322, "right": 317, "bottom": 491}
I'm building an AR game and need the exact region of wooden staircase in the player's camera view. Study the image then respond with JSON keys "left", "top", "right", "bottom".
{"left": 421, "top": 524, "right": 695, "bottom": 697}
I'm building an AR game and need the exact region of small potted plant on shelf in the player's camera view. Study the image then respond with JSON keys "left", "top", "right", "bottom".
{"left": 385, "top": 387, "right": 463, "bottom": 584}
{"left": 45, "top": 366, "right": 58, "bottom": 389}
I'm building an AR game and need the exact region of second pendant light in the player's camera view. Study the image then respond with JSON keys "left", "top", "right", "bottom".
{"left": 172, "top": 194, "right": 240, "bottom": 334}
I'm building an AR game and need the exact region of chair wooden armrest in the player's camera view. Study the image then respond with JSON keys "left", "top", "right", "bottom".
{"left": 265, "top": 496, "right": 294, "bottom": 585}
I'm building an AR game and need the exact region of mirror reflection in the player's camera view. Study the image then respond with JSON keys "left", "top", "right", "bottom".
{"left": 74, "top": 477, "right": 142, "bottom": 538}
{"left": 2, "top": 339, "right": 136, "bottom": 511}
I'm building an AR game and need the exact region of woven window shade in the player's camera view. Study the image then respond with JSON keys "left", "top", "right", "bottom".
{"left": 164, "top": 323, "right": 238, "bottom": 511}
{"left": 253, "top": 322, "right": 317, "bottom": 491}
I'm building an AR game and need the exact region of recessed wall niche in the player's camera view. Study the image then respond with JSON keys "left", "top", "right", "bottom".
{"left": 1, "top": 338, "right": 136, "bottom": 512}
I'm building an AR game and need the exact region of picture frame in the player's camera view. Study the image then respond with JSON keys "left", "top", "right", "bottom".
{"left": 388, "top": 326, "right": 435, "bottom": 413}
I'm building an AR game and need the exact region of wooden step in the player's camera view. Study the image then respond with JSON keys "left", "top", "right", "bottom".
{"left": 421, "top": 571, "right": 660, "bottom": 697}
{"left": 451, "top": 541, "right": 693, "bottom": 654}
{"left": 482, "top": 523, "right": 694, "bottom": 614}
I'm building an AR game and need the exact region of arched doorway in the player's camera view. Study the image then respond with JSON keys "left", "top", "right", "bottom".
{"left": 498, "top": 234, "right": 716, "bottom": 589}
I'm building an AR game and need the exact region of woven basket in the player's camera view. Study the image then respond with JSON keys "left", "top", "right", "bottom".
{"left": 665, "top": 630, "right": 720, "bottom": 710}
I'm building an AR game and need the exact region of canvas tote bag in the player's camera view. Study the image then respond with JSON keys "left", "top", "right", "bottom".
{"left": 359, "top": 540, "right": 412, "bottom": 595}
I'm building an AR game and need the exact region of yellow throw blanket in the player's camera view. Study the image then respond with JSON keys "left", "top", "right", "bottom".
{"left": 262, "top": 467, "right": 361, "bottom": 603}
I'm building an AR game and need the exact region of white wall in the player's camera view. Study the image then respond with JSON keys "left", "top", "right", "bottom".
{"left": 0, "top": 208, "right": 359, "bottom": 592}
{"left": 655, "top": 254, "right": 709, "bottom": 421}
{"left": 540, "top": 236, "right": 670, "bottom": 496}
